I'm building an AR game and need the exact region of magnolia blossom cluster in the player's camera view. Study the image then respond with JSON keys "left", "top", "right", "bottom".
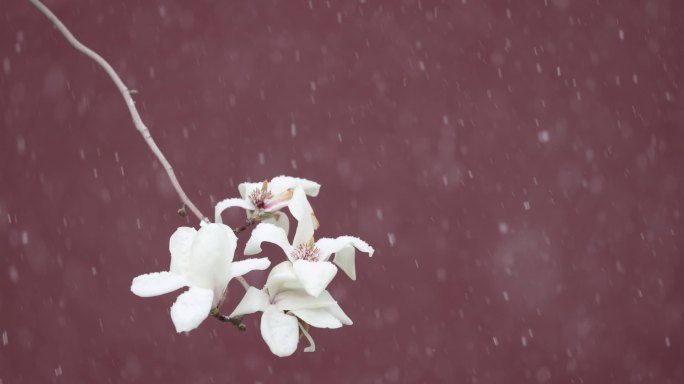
{"left": 130, "top": 176, "right": 374, "bottom": 357}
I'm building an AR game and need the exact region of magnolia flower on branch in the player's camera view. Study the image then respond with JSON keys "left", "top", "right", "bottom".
{"left": 29, "top": 0, "right": 377, "bottom": 357}
{"left": 215, "top": 176, "right": 320, "bottom": 234}
{"left": 229, "top": 261, "right": 352, "bottom": 357}
{"left": 130, "top": 223, "right": 269, "bottom": 332}
{"left": 245, "top": 189, "right": 374, "bottom": 297}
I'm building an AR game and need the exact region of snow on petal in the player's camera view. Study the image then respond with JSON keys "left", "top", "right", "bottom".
{"left": 131, "top": 271, "right": 187, "bottom": 297}
{"left": 229, "top": 286, "right": 270, "bottom": 318}
{"left": 289, "top": 188, "right": 316, "bottom": 247}
{"left": 169, "top": 287, "right": 214, "bottom": 333}
{"left": 215, "top": 198, "right": 255, "bottom": 223}
{"left": 268, "top": 176, "right": 321, "bottom": 197}
{"left": 292, "top": 260, "right": 338, "bottom": 298}
{"left": 169, "top": 226, "right": 196, "bottom": 274}
{"left": 289, "top": 308, "right": 343, "bottom": 329}
{"left": 315, "top": 236, "right": 374, "bottom": 279}
{"left": 231, "top": 257, "right": 271, "bottom": 277}
{"left": 244, "top": 223, "right": 292, "bottom": 256}
{"left": 261, "top": 306, "right": 300, "bottom": 357}
{"left": 316, "top": 236, "right": 374, "bottom": 261}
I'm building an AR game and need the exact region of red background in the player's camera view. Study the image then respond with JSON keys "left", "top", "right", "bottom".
{"left": 1, "top": 0, "right": 683, "bottom": 383}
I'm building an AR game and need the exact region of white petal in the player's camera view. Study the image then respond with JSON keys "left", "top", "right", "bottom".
{"left": 332, "top": 250, "right": 357, "bottom": 280}
{"left": 186, "top": 223, "right": 237, "bottom": 296}
{"left": 269, "top": 176, "right": 321, "bottom": 197}
{"left": 169, "top": 227, "right": 197, "bottom": 274}
{"left": 265, "top": 261, "right": 300, "bottom": 298}
{"left": 244, "top": 223, "right": 292, "bottom": 256}
{"left": 316, "top": 236, "right": 374, "bottom": 260}
{"left": 261, "top": 306, "right": 300, "bottom": 357}
{"left": 315, "top": 236, "right": 374, "bottom": 279}
{"left": 229, "top": 286, "right": 270, "bottom": 318}
{"left": 238, "top": 181, "right": 263, "bottom": 200}
{"left": 130, "top": 271, "right": 187, "bottom": 297}
{"left": 292, "top": 260, "right": 338, "bottom": 298}
{"left": 231, "top": 257, "right": 271, "bottom": 277}
{"left": 317, "top": 291, "right": 353, "bottom": 325}
{"left": 263, "top": 192, "right": 293, "bottom": 212}
{"left": 289, "top": 188, "right": 315, "bottom": 247}
{"left": 267, "top": 260, "right": 297, "bottom": 281}
{"left": 263, "top": 212, "right": 290, "bottom": 236}
{"left": 170, "top": 287, "right": 214, "bottom": 333}
{"left": 290, "top": 308, "right": 343, "bottom": 329}
{"left": 215, "top": 198, "right": 255, "bottom": 223}
{"left": 274, "top": 289, "right": 336, "bottom": 311}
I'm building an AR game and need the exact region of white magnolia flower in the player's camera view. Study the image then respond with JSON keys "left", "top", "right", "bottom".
{"left": 244, "top": 189, "right": 374, "bottom": 297}
{"left": 229, "top": 261, "right": 352, "bottom": 357}
{"left": 214, "top": 175, "right": 320, "bottom": 234}
{"left": 130, "top": 223, "right": 270, "bottom": 333}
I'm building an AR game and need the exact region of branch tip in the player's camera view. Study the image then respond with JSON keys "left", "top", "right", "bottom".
{"left": 28, "top": 0, "right": 209, "bottom": 224}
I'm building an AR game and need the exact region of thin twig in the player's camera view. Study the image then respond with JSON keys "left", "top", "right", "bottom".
{"left": 28, "top": 0, "right": 209, "bottom": 224}
{"left": 232, "top": 217, "right": 258, "bottom": 235}
{"left": 212, "top": 273, "right": 250, "bottom": 330}
{"left": 218, "top": 315, "right": 247, "bottom": 332}
{"left": 210, "top": 309, "right": 247, "bottom": 331}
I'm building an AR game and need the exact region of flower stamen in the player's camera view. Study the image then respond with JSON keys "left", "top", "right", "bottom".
{"left": 290, "top": 243, "right": 321, "bottom": 262}
{"left": 248, "top": 181, "right": 273, "bottom": 210}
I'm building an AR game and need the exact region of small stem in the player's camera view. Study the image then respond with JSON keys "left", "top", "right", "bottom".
{"left": 298, "top": 322, "right": 316, "bottom": 352}
{"left": 213, "top": 265, "right": 250, "bottom": 320}
{"left": 232, "top": 217, "right": 258, "bottom": 235}
{"left": 28, "top": 0, "right": 209, "bottom": 224}
{"left": 210, "top": 309, "right": 246, "bottom": 331}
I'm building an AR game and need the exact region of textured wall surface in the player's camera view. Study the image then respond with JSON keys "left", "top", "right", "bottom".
{"left": 1, "top": 1, "right": 683, "bottom": 383}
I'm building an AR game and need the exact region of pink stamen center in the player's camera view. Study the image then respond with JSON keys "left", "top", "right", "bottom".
{"left": 248, "top": 188, "right": 273, "bottom": 210}
{"left": 290, "top": 243, "right": 321, "bottom": 262}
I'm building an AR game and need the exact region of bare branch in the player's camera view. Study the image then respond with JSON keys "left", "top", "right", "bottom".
{"left": 28, "top": 0, "right": 209, "bottom": 224}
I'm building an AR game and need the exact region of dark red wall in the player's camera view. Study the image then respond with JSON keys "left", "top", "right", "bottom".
{"left": 1, "top": 0, "right": 683, "bottom": 383}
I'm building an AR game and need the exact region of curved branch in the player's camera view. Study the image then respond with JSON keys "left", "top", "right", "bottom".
{"left": 28, "top": 0, "right": 209, "bottom": 224}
